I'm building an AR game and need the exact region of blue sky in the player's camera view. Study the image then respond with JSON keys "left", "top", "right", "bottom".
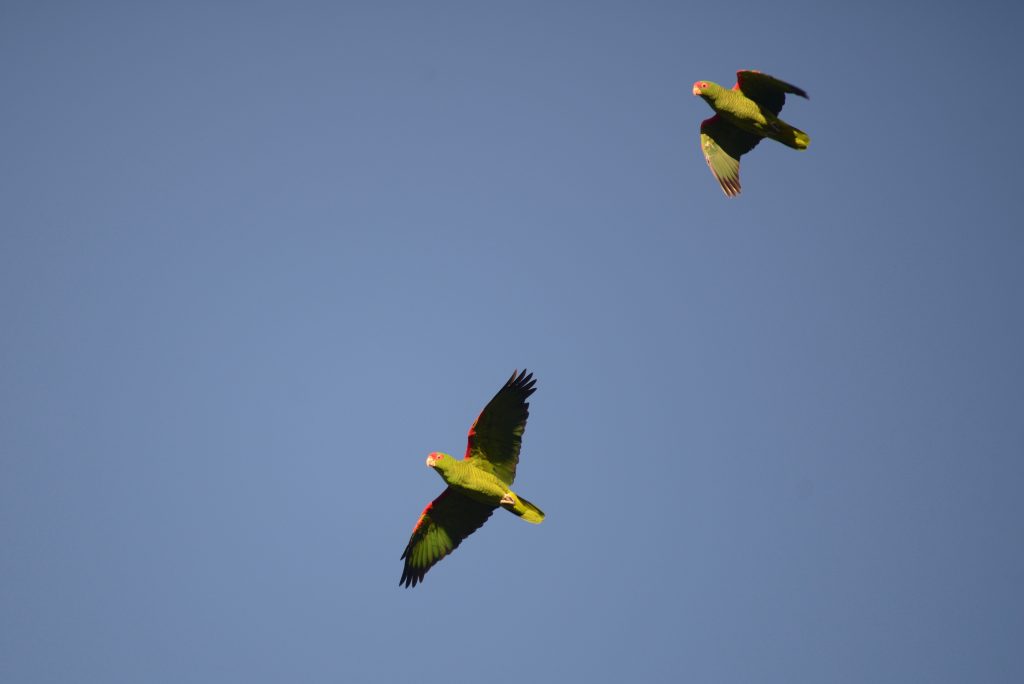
{"left": 2, "top": 2, "right": 1022, "bottom": 682}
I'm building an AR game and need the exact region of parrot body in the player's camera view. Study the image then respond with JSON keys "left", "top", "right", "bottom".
{"left": 700, "top": 85, "right": 809, "bottom": 149}
{"left": 400, "top": 370, "right": 544, "bottom": 588}
{"left": 427, "top": 452, "right": 545, "bottom": 523}
{"left": 693, "top": 70, "right": 810, "bottom": 196}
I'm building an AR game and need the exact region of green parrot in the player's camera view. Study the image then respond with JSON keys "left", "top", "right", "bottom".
{"left": 400, "top": 370, "right": 545, "bottom": 588}
{"left": 692, "top": 70, "right": 810, "bottom": 197}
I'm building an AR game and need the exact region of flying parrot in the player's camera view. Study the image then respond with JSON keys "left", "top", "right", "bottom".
{"left": 692, "top": 70, "right": 810, "bottom": 197}
{"left": 399, "top": 370, "right": 545, "bottom": 588}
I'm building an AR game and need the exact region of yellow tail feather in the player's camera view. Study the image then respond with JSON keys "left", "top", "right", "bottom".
{"left": 792, "top": 128, "right": 810, "bottom": 150}
{"left": 502, "top": 493, "right": 545, "bottom": 524}
{"left": 768, "top": 118, "right": 810, "bottom": 150}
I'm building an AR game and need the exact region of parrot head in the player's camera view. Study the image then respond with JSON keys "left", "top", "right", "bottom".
{"left": 426, "top": 452, "right": 452, "bottom": 468}
{"left": 692, "top": 80, "right": 722, "bottom": 99}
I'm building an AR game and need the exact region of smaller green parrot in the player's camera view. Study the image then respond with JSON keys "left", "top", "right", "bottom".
{"left": 400, "top": 370, "right": 545, "bottom": 588}
{"left": 693, "top": 70, "right": 810, "bottom": 197}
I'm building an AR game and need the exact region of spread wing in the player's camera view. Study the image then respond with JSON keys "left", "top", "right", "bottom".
{"left": 464, "top": 369, "right": 536, "bottom": 487}
{"left": 399, "top": 487, "right": 495, "bottom": 588}
{"left": 735, "top": 70, "right": 808, "bottom": 116}
{"left": 700, "top": 115, "right": 762, "bottom": 197}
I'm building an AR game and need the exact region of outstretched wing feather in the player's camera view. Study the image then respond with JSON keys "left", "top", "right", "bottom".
{"left": 399, "top": 488, "right": 495, "bottom": 588}
{"left": 735, "top": 70, "right": 808, "bottom": 116}
{"left": 700, "top": 115, "right": 762, "bottom": 197}
{"left": 464, "top": 370, "right": 537, "bottom": 486}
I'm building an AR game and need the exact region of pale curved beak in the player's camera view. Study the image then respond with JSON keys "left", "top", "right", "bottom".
{"left": 692, "top": 85, "right": 701, "bottom": 96}
{"left": 425, "top": 455, "right": 433, "bottom": 466}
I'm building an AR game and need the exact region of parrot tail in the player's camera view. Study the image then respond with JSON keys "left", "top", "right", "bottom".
{"left": 779, "top": 124, "right": 810, "bottom": 150}
{"left": 501, "top": 493, "right": 545, "bottom": 524}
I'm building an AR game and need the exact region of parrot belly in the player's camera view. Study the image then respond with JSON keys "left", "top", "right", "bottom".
{"left": 442, "top": 466, "right": 509, "bottom": 504}
{"left": 440, "top": 466, "right": 545, "bottom": 523}
{"left": 719, "top": 107, "right": 809, "bottom": 150}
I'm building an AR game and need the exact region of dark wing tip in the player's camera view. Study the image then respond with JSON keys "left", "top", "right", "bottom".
{"left": 399, "top": 554, "right": 427, "bottom": 588}
{"left": 399, "top": 522, "right": 428, "bottom": 588}
{"left": 737, "top": 69, "right": 809, "bottom": 100}
{"left": 508, "top": 369, "right": 538, "bottom": 398}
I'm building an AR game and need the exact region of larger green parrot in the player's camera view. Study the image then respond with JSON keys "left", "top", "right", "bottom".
{"left": 400, "top": 370, "right": 545, "bottom": 588}
{"left": 693, "top": 70, "right": 810, "bottom": 197}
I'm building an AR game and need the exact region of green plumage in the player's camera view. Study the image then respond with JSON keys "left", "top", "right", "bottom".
{"left": 400, "top": 370, "right": 545, "bottom": 588}
{"left": 693, "top": 70, "right": 810, "bottom": 197}
{"left": 433, "top": 455, "right": 510, "bottom": 502}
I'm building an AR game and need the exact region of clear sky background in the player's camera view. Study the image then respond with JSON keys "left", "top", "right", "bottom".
{"left": 2, "top": 2, "right": 1022, "bottom": 682}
